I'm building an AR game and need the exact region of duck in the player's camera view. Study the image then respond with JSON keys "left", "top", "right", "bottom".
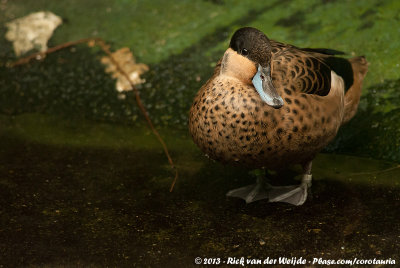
{"left": 188, "top": 27, "right": 368, "bottom": 205}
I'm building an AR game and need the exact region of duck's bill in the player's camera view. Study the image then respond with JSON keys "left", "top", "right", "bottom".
{"left": 252, "top": 64, "right": 283, "bottom": 109}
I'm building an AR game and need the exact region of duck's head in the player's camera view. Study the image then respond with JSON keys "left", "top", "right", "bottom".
{"left": 221, "top": 27, "right": 283, "bottom": 109}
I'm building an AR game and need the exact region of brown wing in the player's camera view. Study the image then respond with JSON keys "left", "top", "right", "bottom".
{"left": 270, "top": 41, "right": 332, "bottom": 96}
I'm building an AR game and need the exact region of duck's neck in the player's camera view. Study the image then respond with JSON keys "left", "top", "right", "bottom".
{"left": 220, "top": 48, "right": 256, "bottom": 86}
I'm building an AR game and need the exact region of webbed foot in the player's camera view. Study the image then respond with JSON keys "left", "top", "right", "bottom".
{"left": 226, "top": 177, "right": 269, "bottom": 204}
{"left": 226, "top": 162, "right": 313, "bottom": 206}
{"left": 267, "top": 174, "right": 312, "bottom": 205}
{"left": 226, "top": 174, "right": 311, "bottom": 205}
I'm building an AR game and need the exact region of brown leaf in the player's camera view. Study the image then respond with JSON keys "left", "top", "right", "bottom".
{"left": 101, "top": 47, "right": 149, "bottom": 92}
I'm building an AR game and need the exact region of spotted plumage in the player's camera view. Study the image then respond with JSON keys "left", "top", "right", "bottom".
{"left": 188, "top": 27, "right": 368, "bottom": 205}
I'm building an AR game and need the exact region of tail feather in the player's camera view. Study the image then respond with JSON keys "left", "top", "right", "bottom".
{"left": 342, "top": 56, "right": 369, "bottom": 124}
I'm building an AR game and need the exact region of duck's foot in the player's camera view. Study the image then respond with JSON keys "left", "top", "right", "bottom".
{"left": 226, "top": 177, "right": 268, "bottom": 204}
{"left": 268, "top": 174, "right": 312, "bottom": 205}
{"left": 226, "top": 174, "right": 312, "bottom": 206}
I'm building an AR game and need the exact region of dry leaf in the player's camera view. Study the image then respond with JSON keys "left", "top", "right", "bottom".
{"left": 5, "top": 11, "right": 62, "bottom": 56}
{"left": 101, "top": 47, "right": 149, "bottom": 92}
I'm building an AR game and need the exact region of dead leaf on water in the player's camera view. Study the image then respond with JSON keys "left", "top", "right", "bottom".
{"left": 5, "top": 11, "right": 62, "bottom": 56}
{"left": 101, "top": 47, "right": 149, "bottom": 92}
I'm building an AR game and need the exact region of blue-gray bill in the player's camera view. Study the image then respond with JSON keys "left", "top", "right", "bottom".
{"left": 252, "top": 64, "right": 283, "bottom": 109}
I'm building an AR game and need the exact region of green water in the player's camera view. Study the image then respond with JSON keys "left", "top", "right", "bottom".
{"left": 2, "top": 0, "right": 400, "bottom": 161}
{"left": 1, "top": 0, "right": 400, "bottom": 266}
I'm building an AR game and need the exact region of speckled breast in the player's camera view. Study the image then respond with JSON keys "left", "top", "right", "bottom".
{"left": 189, "top": 77, "right": 342, "bottom": 169}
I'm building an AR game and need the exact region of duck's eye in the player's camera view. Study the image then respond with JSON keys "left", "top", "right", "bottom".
{"left": 241, "top": 48, "right": 249, "bottom": 56}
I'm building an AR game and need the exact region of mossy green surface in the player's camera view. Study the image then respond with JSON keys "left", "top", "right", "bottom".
{"left": 2, "top": 0, "right": 400, "bottom": 85}
{"left": 1, "top": 0, "right": 400, "bottom": 266}
{"left": 1, "top": 0, "right": 400, "bottom": 161}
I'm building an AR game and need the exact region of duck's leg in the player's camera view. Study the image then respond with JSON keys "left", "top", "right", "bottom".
{"left": 226, "top": 161, "right": 313, "bottom": 206}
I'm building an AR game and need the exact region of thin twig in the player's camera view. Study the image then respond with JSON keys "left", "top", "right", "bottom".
{"left": 10, "top": 37, "right": 179, "bottom": 191}
{"left": 10, "top": 38, "right": 95, "bottom": 67}
{"left": 94, "top": 39, "right": 179, "bottom": 191}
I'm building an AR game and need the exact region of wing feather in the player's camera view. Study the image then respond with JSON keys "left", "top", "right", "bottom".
{"left": 271, "top": 41, "right": 332, "bottom": 96}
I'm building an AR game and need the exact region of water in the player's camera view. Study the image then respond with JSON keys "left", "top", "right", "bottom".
{"left": 1, "top": 0, "right": 400, "bottom": 266}
{"left": 0, "top": 113, "right": 399, "bottom": 266}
